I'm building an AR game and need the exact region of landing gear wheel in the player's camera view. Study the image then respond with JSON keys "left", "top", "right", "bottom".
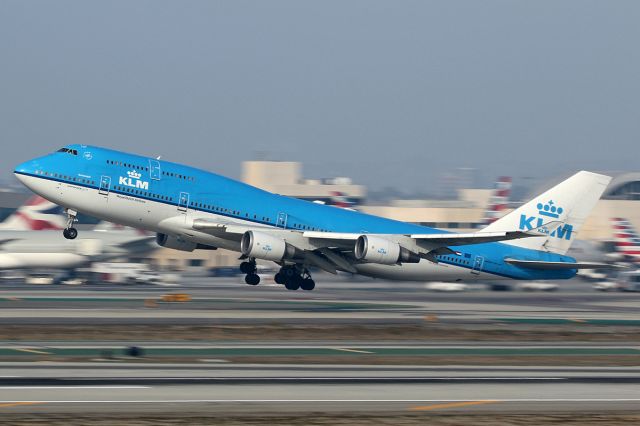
{"left": 283, "top": 267, "right": 297, "bottom": 279}
{"left": 63, "top": 227, "right": 78, "bottom": 240}
{"left": 300, "top": 278, "right": 315, "bottom": 291}
{"left": 274, "top": 272, "right": 285, "bottom": 285}
{"left": 63, "top": 209, "right": 78, "bottom": 240}
{"left": 240, "top": 261, "right": 256, "bottom": 274}
{"left": 284, "top": 277, "right": 301, "bottom": 291}
{"left": 244, "top": 274, "right": 260, "bottom": 286}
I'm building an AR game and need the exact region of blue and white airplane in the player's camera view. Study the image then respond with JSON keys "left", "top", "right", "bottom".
{"left": 14, "top": 145, "right": 613, "bottom": 290}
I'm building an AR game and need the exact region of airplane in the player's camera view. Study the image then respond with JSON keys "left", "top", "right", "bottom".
{"left": 14, "top": 145, "right": 616, "bottom": 291}
{"left": 480, "top": 176, "right": 512, "bottom": 226}
{"left": 0, "top": 195, "right": 66, "bottom": 230}
{"left": 0, "top": 229, "right": 156, "bottom": 270}
{"left": 0, "top": 196, "right": 156, "bottom": 270}
{"left": 611, "top": 217, "right": 640, "bottom": 263}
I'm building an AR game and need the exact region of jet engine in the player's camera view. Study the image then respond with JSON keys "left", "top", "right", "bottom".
{"left": 156, "top": 233, "right": 198, "bottom": 252}
{"left": 354, "top": 235, "right": 420, "bottom": 265}
{"left": 241, "top": 230, "right": 297, "bottom": 262}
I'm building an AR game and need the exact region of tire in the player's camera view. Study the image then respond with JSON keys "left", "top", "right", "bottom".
{"left": 283, "top": 267, "right": 297, "bottom": 278}
{"left": 65, "top": 228, "right": 78, "bottom": 240}
{"left": 274, "top": 273, "right": 285, "bottom": 285}
{"left": 285, "top": 277, "right": 301, "bottom": 291}
{"left": 245, "top": 274, "right": 260, "bottom": 285}
{"left": 240, "top": 261, "right": 255, "bottom": 274}
{"left": 300, "top": 278, "right": 315, "bottom": 291}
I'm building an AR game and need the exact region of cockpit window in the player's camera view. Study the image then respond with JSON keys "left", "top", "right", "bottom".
{"left": 57, "top": 148, "right": 78, "bottom": 155}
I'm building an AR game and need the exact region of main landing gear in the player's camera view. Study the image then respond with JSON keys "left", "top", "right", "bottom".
{"left": 239, "top": 260, "right": 315, "bottom": 291}
{"left": 62, "top": 209, "right": 78, "bottom": 240}
{"left": 240, "top": 259, "right": 260, "bottom": 286}
{"left": 275, "top": 265, "right": 315, "bottom": 291}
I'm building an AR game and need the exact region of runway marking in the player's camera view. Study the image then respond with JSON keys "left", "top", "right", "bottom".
{"left": 0, "top": 402, "right": 41, "bottom": 409}
{"left": 1, "top": 399, "right": 639, "bottom": 404}
{"left": 0, "top": 386, "right": 149, "bottom": 390}
{"left": 332, "top": 348, "right": 374, "bottom": 354}
{"left": 13, "top": 348, "right": 50, "bottom": 355}
{"left": 410, "top": 400, "right": 499, "bottom": 411}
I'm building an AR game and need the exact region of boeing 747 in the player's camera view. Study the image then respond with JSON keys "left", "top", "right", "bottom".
{"left": 14, "top": 145, "right": 614, "bottom": 290}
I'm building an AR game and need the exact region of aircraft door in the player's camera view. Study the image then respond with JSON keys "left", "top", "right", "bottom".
{"left": 277, "top": 212, "right": 288, "bottom": 228}
{"left": 471, "top": 255, "right": 484, "bottom": 275}
{"left": 99, "top": 175, "right": 111, "bottom": 196}
{"left": 178, "top": 192, "right": 189, "bottom": 212}
{"left": 149, "top": 159, "right": 161, "bottom": 180}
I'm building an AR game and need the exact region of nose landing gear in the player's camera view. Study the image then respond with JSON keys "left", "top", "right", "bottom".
{"left": 62, "top": 209, "right": 78, "bottom": 240}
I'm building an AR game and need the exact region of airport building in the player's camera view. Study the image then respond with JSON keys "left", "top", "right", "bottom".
{"left": 241, "top": 161, "right": 366, "bottom": 205}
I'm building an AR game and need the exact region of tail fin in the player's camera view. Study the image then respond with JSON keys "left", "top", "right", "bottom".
{"left": 328, "top": 191, "right": 357, "bottom": 210}
{"left": 481, "top": 176, "right": 512, "bottom": 226}
{"left": 482, "top": 171, "right": 610, "bottom": 254}
{"left": 0, "top": 195, "right": 66, "bottom": 230}
{"left": 611, "top": 218, "right": 640, "bottom": 263}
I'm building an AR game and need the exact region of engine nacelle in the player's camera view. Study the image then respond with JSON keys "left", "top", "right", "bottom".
{"left": 156, "top": 233, "right": 198, "bottom": 252}
{"left": 240, "top": 231, "right": 296, "bottom": 262}
{"left": 354, "top": 235, "right": 420, "bottom": 265}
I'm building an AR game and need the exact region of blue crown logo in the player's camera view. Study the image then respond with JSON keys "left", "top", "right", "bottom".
{"left": 537, "top": 200, "right": 563, "bottom": 219}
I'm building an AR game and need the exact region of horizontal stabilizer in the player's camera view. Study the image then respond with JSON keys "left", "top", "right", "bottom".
{"left": 505, "top": 259, "right": 627, "bottom": 270}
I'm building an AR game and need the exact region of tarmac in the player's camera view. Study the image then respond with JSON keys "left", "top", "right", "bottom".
{"left": 1, "top": 362, "right": 640, "bottom": 414}
{"left": 0, "top": 276, "right": 639, "bottom": 417}
{"left": 1, "top": 276, "right": 640, "bottom": 325}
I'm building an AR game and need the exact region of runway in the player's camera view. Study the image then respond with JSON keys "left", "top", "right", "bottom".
{"left": 1, "top": 363, "right": 640, "bottom": 414}
{"left": 2, "top": 277, "right": 640, "bottom": 326}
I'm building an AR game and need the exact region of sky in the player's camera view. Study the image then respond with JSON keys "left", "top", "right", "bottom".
{"left": 1, "top": 1, "right": 639, "bottom": 192}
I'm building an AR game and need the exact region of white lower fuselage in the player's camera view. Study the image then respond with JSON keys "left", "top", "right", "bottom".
{"left": 18, "top": 174, "right": 496, "bottom": 282}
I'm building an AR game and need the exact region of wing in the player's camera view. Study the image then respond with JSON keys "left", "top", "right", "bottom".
{"left": 116, "top": 236, "right": 157, "bottom": 252}
{"left": 186, "top": 217, "right": 557, "bottom": 274}
{"left": 0, "top": 239, "right": 17, "bottom": 247}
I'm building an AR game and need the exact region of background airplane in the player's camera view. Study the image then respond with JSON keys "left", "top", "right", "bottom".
{"left": 0, "top": 195, "right": 66, "bottom": 231}
{"left": 611, "top": 217, "right": 640, "bottom": 264}
{"left": 0, "top": 195, "right": 157, "bottom": 271}
{"left": 480, "top": 176, "right": 512, "bottom": 226}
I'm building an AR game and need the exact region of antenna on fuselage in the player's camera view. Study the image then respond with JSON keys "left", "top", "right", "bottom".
{"left": 156, "top": 156, "right": 162, "bottom": 160}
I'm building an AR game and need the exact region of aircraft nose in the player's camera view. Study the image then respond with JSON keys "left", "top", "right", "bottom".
{"left": 14, "top": 159, "right": 39, "bottom": 185}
